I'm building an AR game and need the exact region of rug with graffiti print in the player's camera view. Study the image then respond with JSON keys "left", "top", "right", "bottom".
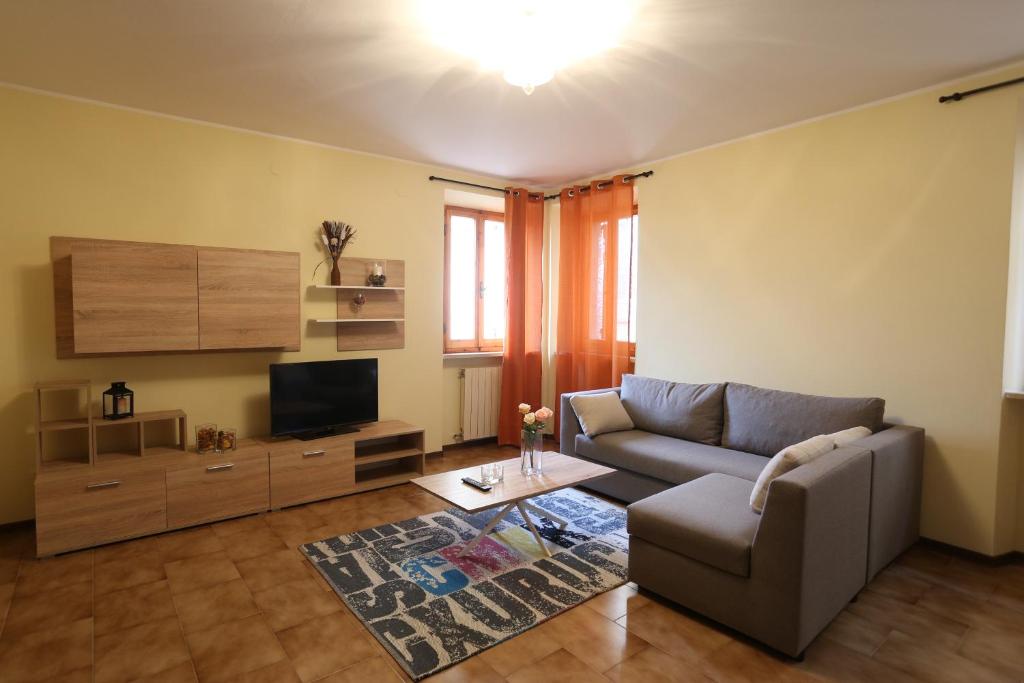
{"left": 301, "top": 488, "right": 629, "bottom": 680}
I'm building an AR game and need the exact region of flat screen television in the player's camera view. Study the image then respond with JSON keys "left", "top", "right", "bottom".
{"left": 270, "top": 358, "right": 378, "bottom": 439}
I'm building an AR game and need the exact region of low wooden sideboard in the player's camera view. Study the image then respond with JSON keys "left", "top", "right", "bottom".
{"left": 34, "top": 420, "right": 426, "bottom": 556}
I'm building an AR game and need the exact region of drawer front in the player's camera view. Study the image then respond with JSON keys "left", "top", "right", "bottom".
{"left": 270, "top": 443, "right": 354, "bottom": 508}
{"left": 36, "top": 468, "right": 167, "bottom": 555}
{"left": 167, "top": 451, "right": 269, "bottom": 528}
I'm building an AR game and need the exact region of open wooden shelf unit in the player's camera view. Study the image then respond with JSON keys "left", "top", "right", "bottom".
{"left": 307, "top": 257, "right": 406, "bottom": 351}
{"left": 34, "top": 380, "right": 93, "bottom": 468}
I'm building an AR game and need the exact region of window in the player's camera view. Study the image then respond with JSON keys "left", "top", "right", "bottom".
{"left": 444, "top": 206, "right": 506, "bottom": 353}
{"left": 587, "top": 206, "right": 638, "bottom": 345}
{"left": 615, "top": 208, "right": 638, "bottom": 344}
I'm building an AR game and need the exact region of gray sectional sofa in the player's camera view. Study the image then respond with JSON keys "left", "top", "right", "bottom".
{"left": 560, "top": 375, "right": 924, "bottom": 658}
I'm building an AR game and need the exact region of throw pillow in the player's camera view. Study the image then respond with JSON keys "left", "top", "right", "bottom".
{"left": 570, "top": 392, "right": 635, "bottom": 438}
{"left": 619, "top": 374, "right": 725, "bottom": 445}
{"left": 828, "top": 425, "right": 872, "bottom": 447}
{"left": 749, "top": 434, "right": 836, "bottom": 513}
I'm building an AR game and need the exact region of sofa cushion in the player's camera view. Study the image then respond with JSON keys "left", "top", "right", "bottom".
{"left": 748, "top": 434, "right": 836, "bottom": 513}
{"left": 575, "top": 430, "right": 769, "bottom": 485}
{"left": 722, "top": 383, "right": 885, "bottom": 457}
{"left": 627, "top": 474, "right": 759, "bottom": 576}
{"left": 569, "top": 391, "right": 634, "bottom": 437}
{"left": 620, "top": 375, "right": 725, "bottom": 445}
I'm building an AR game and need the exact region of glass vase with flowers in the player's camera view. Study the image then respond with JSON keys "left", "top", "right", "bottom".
{"left": 518, "top": 403, "right": 552, "bottom": 475}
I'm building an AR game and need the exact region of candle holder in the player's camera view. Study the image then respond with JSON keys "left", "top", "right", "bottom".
{"left": 102, "top": 381, "right": 134, "bottom": 420}
{"left": 367, "top": 262, "right": 387, "bottom": 287}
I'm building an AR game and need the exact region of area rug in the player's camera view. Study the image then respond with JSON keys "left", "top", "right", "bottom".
{"left": 301, "top": 488, "right": 629, "bottom": 680}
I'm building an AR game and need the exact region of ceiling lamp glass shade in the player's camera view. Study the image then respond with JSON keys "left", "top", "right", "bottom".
{"left": 419, "top": 0, "right": 633, "bottom": 94}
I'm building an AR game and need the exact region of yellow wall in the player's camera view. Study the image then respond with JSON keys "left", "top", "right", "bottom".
{"left": 636, "top": 66, "right": 1024, "bottom": 555}
{"left": 0, "top": 86, "right": 505, "bottom": 525}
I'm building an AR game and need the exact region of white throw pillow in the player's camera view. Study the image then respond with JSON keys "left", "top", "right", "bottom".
{"left": 827, "top": 426, "right": 872, "bottom": 447}
{"left": 570, "top": 392, "right": 635, "bottom": 438}
{"left": 749, "top": 434, "right": 836, "bottom": 513}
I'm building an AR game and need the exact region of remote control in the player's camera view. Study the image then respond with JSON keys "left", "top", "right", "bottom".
{"left": 461, "top": 477, "right": 492, "bottom": 492}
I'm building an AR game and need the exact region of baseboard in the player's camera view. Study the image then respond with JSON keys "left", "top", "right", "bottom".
{"left": 0, "top": 519, "right": 33, "bottom": 534}
{"left": 440, "top": 437, "right": 497, "bottom": 451}
{"left": 919, "top": 536, "right": 1023, "bottom": 565}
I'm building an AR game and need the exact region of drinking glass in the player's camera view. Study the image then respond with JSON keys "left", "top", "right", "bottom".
{"left": 480, "top": 463, "right": 504, "bottom": 485}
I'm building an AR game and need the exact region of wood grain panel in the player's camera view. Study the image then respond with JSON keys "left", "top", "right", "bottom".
{"left": 198, "top": 247, "right": 300, "bottom": 350}
{"left": 334, "top": 257, "right": 404, "bottom": 351}
{"left": 336, "top": 289, "right": 404, "bottom": 320}
{"left": 269, "top": 442, "right": 355, "bottom": 509}
{"left": 336, "top": 258, "right": 405, "bottom": 288}
{"left": 70, "top": 239, "right": 199, "bottom": 354}
{"left": 166, "top": 447, "right": 269, "bottom": 528}
{"left": 336, "top": 320, "right": 405, "bottom": 351}
{"left": 35, "top": 467, "right": 167, "bottom": 555}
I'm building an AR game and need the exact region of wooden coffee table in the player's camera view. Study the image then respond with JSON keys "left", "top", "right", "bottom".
{"left": 411, "top": 452, "right": 615, "bottom": 557}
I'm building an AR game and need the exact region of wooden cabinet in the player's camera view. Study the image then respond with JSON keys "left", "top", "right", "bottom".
{"left": 35, "top": 466, "right": 167, "bottom": 556}
{"left": 269, "top": 441, "right": 354, "bottom": 509}
{"left": 69, "top": 239, "right": 200, "bottom": 354}
{"left": 166, "top": 446, "right": 269, "bottom": 528}
{"left": 198, "top": 247, "right": 300, "bottom": 350}
{"left": 51, "top": 237, "right": 300, "bottom": 357}
{"left": 34, "top": 421, "right": 424, "bottom": 556}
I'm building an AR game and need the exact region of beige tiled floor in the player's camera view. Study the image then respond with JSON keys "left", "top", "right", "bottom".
{"left": 1, "top": 443, "right": 1022, "bottom": 682}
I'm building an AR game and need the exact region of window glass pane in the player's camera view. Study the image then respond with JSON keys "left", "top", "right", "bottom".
{"left": 448, "top": 215, "right": 477, "bottom": 340}
{"left": 482, "top": 220, "right": 506, "bottom": 340}
{"left": 590, "top": 221, "right": 608, "bottom": 340}
{"left": 616, "top": 215, "right": 638, "bottom": 343}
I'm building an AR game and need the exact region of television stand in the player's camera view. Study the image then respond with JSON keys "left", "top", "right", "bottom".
{"left": 291, "top": 424, "right": 359, "bottom": 440}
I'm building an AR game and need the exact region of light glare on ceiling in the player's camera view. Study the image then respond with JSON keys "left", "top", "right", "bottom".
{"left": 418, "top": 0, "right": 634, "bottom": 94}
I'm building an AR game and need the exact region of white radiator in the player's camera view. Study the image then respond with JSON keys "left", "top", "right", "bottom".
{"left": 460, "top": 366, "right": 502, "bottom": 441}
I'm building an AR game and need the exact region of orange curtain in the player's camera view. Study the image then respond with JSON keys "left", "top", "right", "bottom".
{"left": 554, "top": 175, "right": 636, "bottom": 433}
{"left": 498, "top": 187, "right": 545, "bottom": 445}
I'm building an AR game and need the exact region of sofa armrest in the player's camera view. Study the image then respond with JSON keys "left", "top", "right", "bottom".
{"left": 851, "top": 425, "right": 924, "bottom": 579}
{"left": 559, "top": 387, "right": 621, "bottom": 455}
{"left": 751, "top": 445, "right": 871, "bottom": 653}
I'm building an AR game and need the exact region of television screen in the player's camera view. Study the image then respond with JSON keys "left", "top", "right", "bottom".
{"left": 270, "top": 358, "right": 378, "bottom": 437}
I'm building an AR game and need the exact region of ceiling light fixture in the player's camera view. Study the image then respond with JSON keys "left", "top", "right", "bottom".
{"left": 418, "top": 0, "right": 634, "bottom": 95}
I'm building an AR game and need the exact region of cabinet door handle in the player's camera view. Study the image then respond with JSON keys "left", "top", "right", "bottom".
{"left": 86, "top": 480, "right": 121, "bottom": 490}
{"left": 303, "top": 450, "right": 326, "bottom": 458}
{"left": 206, "top": 463, "right": 235, "bottom": 472}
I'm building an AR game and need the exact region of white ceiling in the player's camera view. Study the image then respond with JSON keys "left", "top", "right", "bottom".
{"left": 1, "top": 1, "right": 1023, "bottom": 186}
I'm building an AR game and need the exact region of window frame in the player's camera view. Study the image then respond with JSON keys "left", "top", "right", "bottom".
{"left": 443, "top": 205, "right": 506, "bottom": 354}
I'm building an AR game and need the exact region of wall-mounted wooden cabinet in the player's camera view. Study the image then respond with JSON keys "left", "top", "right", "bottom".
{"left": 52, "top": 237, "right": 299, "bottom": 357}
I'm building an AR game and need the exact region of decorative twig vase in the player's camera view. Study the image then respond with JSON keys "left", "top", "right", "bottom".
{"left": 521, "top": 430, "right": 543, "bottom": 475}
{"left": 330, "top": 257, "right": 341, "bottom": 286}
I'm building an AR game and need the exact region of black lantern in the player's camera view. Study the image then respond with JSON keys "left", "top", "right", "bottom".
{"left": 102, "top": 381, "right": 134, "bottom": 420}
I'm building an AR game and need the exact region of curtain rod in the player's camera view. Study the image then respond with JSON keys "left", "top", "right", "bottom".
{"left": 938, "top": 75, "right": 1024, "bottom": 103}
{"left": 428, "top": 170, "right": 654, "bottom": 201}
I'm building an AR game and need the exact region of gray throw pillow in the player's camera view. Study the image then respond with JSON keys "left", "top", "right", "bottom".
{"left": 619, "top": 374, "right": 725, "bottom": 445}
{"left": 722, "top": 383, "right": 885, "bottom": 457}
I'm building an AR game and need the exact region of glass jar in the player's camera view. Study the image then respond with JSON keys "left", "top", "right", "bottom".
{"left": 216, "top": 428, "right": 237, "bottom": 453}
{"left": 196, "top": 423, "right": 217, "bottom": 454}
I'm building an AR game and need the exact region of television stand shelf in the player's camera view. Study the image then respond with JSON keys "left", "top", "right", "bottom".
{"left": 259, "top": 419, "right": 425, "bottom": 509}
{"left": 34, "top": 415, "right": 425, "bottom": 557}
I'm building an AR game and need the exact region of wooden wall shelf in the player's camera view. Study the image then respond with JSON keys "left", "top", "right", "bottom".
{"left": 309, "top": 257, "right": 406, "bottom": 351}
{"left": 313, "top": 318, "right": 405, "bottom": 324}
{"left": 310, "top": 284, "right": 405, "bottom": 292}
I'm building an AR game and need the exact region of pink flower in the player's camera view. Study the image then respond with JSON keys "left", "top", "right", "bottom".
{"left": 535, "top": 407, "right": 553, "bottom": 421}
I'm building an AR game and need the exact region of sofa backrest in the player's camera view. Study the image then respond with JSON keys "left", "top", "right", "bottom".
{"left": 619, "top": 374, "right": 725, "bottom": 445}
{"left": 722, "top": 383, "right": 885, "bottom": 457}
